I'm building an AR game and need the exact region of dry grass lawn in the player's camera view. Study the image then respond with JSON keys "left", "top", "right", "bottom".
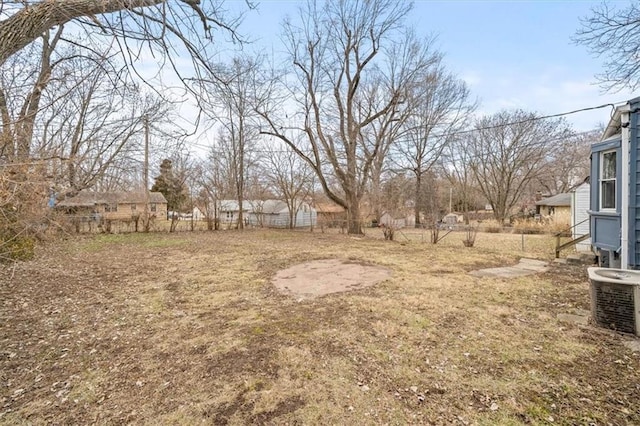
{"left": 1, "top": 229, "right": 639, "bottom": 425}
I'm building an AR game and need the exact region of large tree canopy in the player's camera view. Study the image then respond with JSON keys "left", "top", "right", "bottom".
{"left": 468, "top": 110, "right": 573, "bottom": 223}
{"left": 258, "top": 0, "right": 435, "bottom": 234}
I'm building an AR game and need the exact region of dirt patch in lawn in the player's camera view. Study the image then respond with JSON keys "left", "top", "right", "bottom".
{"left": 272, "top": 258, "right": 392, "bottom": 299}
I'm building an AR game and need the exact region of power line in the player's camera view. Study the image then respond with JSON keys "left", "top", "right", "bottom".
{"left": 0, "top": 100, "right": 623, "bottom": 167}
{"left": 185, "top": 101, "right": 616, "bottom": 154}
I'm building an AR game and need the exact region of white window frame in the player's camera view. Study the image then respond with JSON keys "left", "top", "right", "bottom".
{"left": 600, "top": 149, "right": 617, "bottom": 211}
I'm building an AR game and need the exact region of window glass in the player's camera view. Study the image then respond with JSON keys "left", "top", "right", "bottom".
{"left": 601, "top": 151, "right": 616, "bottom": 210}
{"left": 602, "top": 151, "right": 616, "bottom": 179}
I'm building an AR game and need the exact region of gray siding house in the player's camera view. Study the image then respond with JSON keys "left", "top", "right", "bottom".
{"left": 590, "top": 97, "right": 640, "bottom": 268}
{"left": 218, "top": 199, "right": 317, "bottom": 228}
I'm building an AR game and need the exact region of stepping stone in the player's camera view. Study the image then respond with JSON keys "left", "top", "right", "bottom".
{"left": 470, "top": 258, "right": 548, "bottom": 278}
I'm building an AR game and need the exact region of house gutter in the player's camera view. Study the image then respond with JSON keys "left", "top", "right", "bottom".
{"left": 621, "top": 105, "right": 631, "bottom": 269}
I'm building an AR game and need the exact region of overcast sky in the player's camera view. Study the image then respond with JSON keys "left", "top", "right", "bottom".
{"left": 229, "top": 0, "right": 636, "bottom": 132}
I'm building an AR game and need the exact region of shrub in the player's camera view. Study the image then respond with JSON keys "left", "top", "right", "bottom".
{"left": 511, "top": 215, "right": 571, "bottom": 235}
{"left": 479, "top": 219, "right": 503, "bottom": 233}
{"left": 0, "top": 164, "right": 51, "bottom": 262}
{"left": 462, "top": 225, "right": 478, "bottom": 247}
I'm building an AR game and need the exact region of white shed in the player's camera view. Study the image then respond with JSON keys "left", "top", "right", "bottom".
{"left": 571, "top": 182, "right": 591, "bottom": 252}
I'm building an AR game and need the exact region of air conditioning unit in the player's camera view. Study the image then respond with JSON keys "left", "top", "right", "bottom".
{"left": 588, "top": 267, "right": 640, "bottom": 336}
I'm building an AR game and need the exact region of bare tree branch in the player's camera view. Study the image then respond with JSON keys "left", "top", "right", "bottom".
{"left": 575, "top": 2, "right": 640, "bottom": 91}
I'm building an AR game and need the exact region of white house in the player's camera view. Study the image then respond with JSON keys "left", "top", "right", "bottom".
{"left": 571, "top": 181, "right": 591, "bottom": 252}
{"left": 218, "top": 199, "right": 316, "bottom": 228}
{"left": 192, "top": 206, "right": 205, "bottom": 221}
{"left": 217, "top": 200, "right": 249, "bottom": 225}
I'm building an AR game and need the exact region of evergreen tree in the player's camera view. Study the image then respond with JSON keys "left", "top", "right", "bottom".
{"left": 151, "top": 159, "right": 187, "bottom": 212}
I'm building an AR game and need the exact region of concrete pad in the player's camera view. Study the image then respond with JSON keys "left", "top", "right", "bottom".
{"left": 470, "top": 258, "right": 548, "bottom": 278}
{"left": 516, "top": 258, "right": 548, "bottom": 271}
{"left": 574, "top": 309, "right": 590, "bottom": 317}
{"left": 623, "top": 339, "right": 640, "bottom": 352}
{"left": 272, "top": 259, "right": 392, "bottom": 300}
{"left": 557, "top": 313, "right": 590, "bottom": 325}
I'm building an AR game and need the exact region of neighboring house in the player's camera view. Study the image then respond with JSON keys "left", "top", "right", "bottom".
{"left": 248, "top": 199, "right": 316, "bottom": 228}
{"left": 442, "top": 212, "right": 464, "bottom": 225}
{"left": 536, "top": 192, "right": 571, "bottom": 229}
{"left": 192, "top": 206, "right": 204, "bottom": 221}
{"left": 218, "top": 200, "right": 249, "bottom": 225}
{"left": 589, "top": 96, "right": 640, "bottom": 269}
{"left": 315, "top": 202, "right": 346, "bottom": 227}
{"left": 56, "top": 191, "right": 167, "bottom": 221}
{"left": 171, "top": 206, "right": 205, "bottom": 221}
{"left": 379, "top": 212, "right": 416, "bottom": 229}
{"left": 218, "top": 199, "right": 317, "bottom": 228}
{"left": 571, "top": 180, "right": 591, "bottom": 252}
{"left": 535, "top": 193, "right": 571, "bottom": 224}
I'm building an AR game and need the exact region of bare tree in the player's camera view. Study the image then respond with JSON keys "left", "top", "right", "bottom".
{"left": 468, "top": 110, "right": 573, "bottom": 223}
{"left": 0, "top": 27, "right": 64, "bottom": 160}
{"left": 264, "top": 145, "right": 313, "bottom": 229}
{"left": 394, "top": 61, "right": 475, "bottom": 226}
{"left": 535, "top": 129, "right": 599, "bottom": 195}
{"left": 379, "top": 172, "right": 414, "bottom": 219}
{"left": 442, "top": 135, "right": 483, "bottom": 224}
{"left": 198, "top": 146, "right": 235, "bottom": 230}
{"left": 0, "top": 1, "right": 248, "bottom": 259}
{"left": 201, "top": 56, "right": 268, "bottom": 229}
{"left": 258, "top": 0, "right": 432, "bottom": 234}
{"left": 576, "top": 2, "right": 640, "bottom": 91}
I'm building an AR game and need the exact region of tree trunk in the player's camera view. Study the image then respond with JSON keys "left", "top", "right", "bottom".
{"left": 0, "top": 88, "right": 14, "bottom": 159}
{"left": 370, "top": 164, "right": 383, "bottom": 223}
{"left": 414, "top": 172, "right": 422, "bottom": 227}
{"left": 346, "top": 192, "right": 363, "bottom": 235}
{"left": 237, "top": 198, "right": 244, "bottom": 230}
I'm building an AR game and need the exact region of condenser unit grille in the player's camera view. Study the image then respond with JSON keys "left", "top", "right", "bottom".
{"left": 592, "top": 281, "right": 636, "bottom": 334}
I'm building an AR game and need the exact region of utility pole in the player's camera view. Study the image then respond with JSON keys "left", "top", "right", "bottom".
{"left": 143, "top": 114, "right": 150, "bottom": 232}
